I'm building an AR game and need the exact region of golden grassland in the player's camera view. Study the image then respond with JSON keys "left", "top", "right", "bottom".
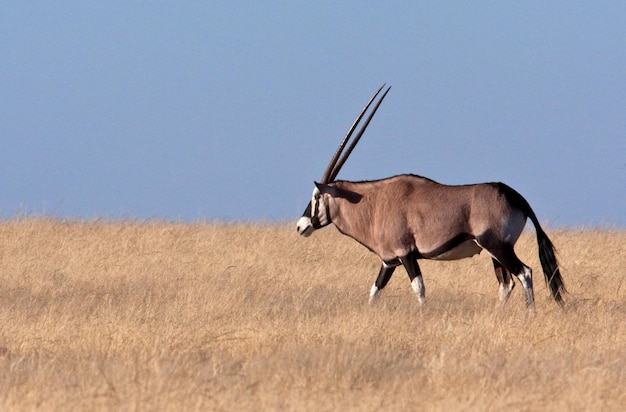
{"left": 0, "top": 219, "right": 624, "bottom": 411}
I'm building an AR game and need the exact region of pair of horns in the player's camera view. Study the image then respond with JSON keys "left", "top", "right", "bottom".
{"left": 320, "top": 84, "right": 391, "bottom": 184}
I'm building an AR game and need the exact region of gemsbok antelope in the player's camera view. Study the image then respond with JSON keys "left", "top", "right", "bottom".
{"left": 296, "top": 85, "right": 565, "bottom": 310}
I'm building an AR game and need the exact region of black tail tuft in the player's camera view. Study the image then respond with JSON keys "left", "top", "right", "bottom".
{"left": 535, "top": 227, "right": 566, "bottom": 304}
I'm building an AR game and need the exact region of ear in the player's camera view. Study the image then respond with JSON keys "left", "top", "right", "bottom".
{"left": 314, "top": 182, "right": 362, "bottom": 204}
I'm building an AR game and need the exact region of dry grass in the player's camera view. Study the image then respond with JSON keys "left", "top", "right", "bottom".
{"left": 0, "top": 219, "right": 624, "bottom": 411}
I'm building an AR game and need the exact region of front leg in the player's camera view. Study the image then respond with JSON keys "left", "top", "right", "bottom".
{"left": 400, "top": 253, "right": 425, "bottom": 305}
{"left": 369, "top": 261, "right": 398, "bottom": 305}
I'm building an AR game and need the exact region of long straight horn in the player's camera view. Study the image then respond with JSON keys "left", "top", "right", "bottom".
{"left": 320, "top": 84, "right": 388, "bottom": 184}
{"left": 329, "top": 85, "right": 391, "bottom": 182}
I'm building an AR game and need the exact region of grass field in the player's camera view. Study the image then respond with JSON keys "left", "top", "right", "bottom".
{"left": 0, "top": 219, "right": 624, "bottom": 411}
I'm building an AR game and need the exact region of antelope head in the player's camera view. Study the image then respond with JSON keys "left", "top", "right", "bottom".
{"left": 296, "top": 84, "right": 391, "bottom": 237}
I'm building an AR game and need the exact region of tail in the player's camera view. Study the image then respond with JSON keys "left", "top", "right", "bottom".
{"left": 527, "top": 209, "right": 566, "bottom": 305}
{"left": 500, "top": 183, "right": 566, "bottom": 304}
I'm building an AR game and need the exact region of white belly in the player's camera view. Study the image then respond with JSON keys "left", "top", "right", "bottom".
{"left": 429, "top": 240, "right": 482, "bottom": 261}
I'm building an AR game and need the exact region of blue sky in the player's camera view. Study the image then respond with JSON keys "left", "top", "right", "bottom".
{"left": 1, "top": 3, "right": 624, "bottom": 227}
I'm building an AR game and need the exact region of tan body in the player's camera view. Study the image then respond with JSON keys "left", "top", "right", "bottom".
{"left": 327, "top": 175, "right": 525, "bottom": 262}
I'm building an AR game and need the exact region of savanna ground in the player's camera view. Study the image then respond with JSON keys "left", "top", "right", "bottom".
{"left": 0, "top": 219, "right": 624, "bottom": 411}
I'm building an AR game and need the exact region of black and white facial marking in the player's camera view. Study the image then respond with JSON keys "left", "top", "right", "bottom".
{"left": 296, "top": 186, "right": 330, "bottom": 237}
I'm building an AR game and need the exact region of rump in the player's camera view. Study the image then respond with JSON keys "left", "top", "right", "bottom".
{"left": 469, "top": 183, "right": 528, "bottom": 244}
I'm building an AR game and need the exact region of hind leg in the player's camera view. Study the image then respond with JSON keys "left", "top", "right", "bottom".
{"left": 478, "top": 238, "right": 534, "bottom": 310}
{"left": 492, "top": 258, "right": 515, "bottom": 306}
{"left": 516, "top": 265, "right": 534, "bottom": 311}
{"left": 496, "top": 249, "right": 534, "bottom": 310}
{"left": 369, "top": 261, "right": 398, "bottom": 305}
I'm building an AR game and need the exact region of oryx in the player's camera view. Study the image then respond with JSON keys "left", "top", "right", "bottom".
{"left": 296, "top": 85, "right": 565, "bottom": 310}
